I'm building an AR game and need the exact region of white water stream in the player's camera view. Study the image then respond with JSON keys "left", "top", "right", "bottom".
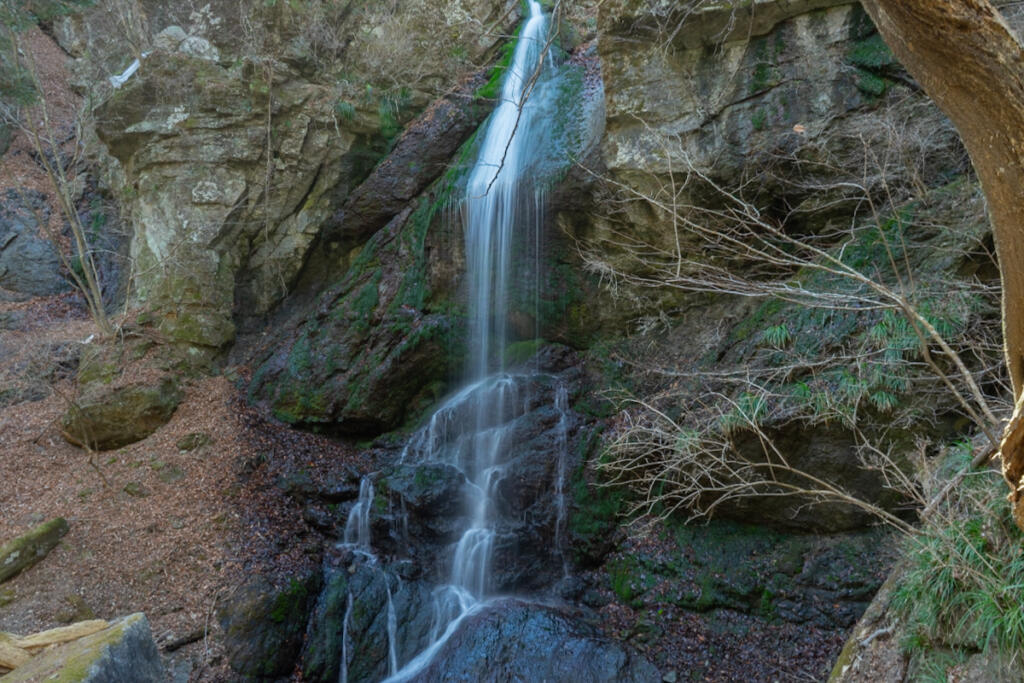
{"left": 341, "top": 2, "right": 564, "bottom": 680}
{"left": 384, "top": 2, "right": 557, "bottom": 680}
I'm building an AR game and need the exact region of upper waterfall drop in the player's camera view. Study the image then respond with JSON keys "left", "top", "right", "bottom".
{"left": 464, "top": 0, "right": 552, "bottom": 381}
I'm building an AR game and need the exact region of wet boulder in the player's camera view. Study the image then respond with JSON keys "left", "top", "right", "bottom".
{"left": 413, "top": 599, "right": 659, "bottom": 682}
{"left": 219, "top": 570, "right": 321, "bottom": 681}
{"left": 303, "top": 547, "right": 435, "bottom": 683}
{"left": 380, "top": 462, "right": 475, "bottom": 544}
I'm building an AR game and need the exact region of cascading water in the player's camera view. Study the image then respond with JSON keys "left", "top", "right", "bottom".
{"left": 554, "top": 382, "right": 571, "bottom": 577}
{"left": 344, "top": 478, "right": 374, "bottom": 549}
{"left": 381, "top": 2, "right": 560, "bottom": 680}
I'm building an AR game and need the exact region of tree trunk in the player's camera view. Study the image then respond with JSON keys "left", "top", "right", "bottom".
{"left": 858, "top": 0, "right": 1024, "bottom": 525}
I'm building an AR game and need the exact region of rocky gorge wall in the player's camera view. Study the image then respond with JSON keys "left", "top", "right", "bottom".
{"left": 14, "top": 0, "right": 1011, "bottom": 680}
{"left": 55, "top": 0, "right": 521, "bottom": 361}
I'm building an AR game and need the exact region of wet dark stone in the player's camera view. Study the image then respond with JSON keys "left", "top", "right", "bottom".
{"left": 303, "top": 548, "right": 435, "bottom": 683}
{"left": 0, "top": 189, "right": 69, "bottom": 297}
{"left": 414, "top": 599, "right": 660, "bottom": 682}
{"left": 219, "top": 568, "right": 322, "bottom": 681}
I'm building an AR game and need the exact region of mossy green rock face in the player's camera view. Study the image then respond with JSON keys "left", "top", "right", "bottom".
{"left": 218, "top": 572, "right": 321, "bottom": 681}
{"left": 2, "top": 613, "right": 163, "bottom": 682}
{"left": 61, "top": 377, "right": 183, "bottom": 451}
{"left": 250, "top": 177, "right": 465, "bottom": 435}
{"left": 0, "top": 518, "right": 69, "bottom": 584}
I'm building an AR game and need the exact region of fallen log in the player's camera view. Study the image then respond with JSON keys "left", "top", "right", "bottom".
{"left": 0, "top": 518, "right": 69, "bottom": 584}
{"left": 13, "top": 619, "right": 109, "bottom": 651}
{"left": 0, "top": 633, "right": 30, "bottom": 669}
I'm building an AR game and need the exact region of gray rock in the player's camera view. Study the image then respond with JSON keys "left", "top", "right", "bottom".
{"left": 0, "top": 190, "right": 69, "bottom": 297}
{"left": 219, "top": 571, "right": 321, "bottom": 681}
{"left": 2, "top": 613, "right": 163, "bottom": 682}
{"left": 178, "top": 35, "right": 220, "bottom": 61}
{"left": 153, "top": 25, "right": 188, "bottom": 52}
{"left": 413, "top": 599, "right": 659, "bottom": 682}
{"left": 303, "top": 549, "right": 436, "bottom": 683}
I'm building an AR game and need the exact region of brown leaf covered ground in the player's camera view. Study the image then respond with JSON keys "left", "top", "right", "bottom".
{"left": 0, "top": 293, "right": 368, "bottom": 680}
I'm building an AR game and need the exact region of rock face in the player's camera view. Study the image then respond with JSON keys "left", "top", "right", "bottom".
{"left": 0, "top": 190, "right": 69, "bottom": 297}
{"left": 61, "top": 376, "right": 183, "bottom": 450}
{"left": 415, "top": 599, "right": 660, "bottom": 682}
{"left": 71, "top": 0, "right": 519, "bottom": 360}
{"left": 1, "top": 613, "right": 163, "bottom": 683}
{"left": 318, "top": 70, "right": 493, "bottom": 253}
{"left": 247, "top": 197, "right": 463, "bottom": 433}
{"left": 0, "top": 518, "right": 69, "bottom": 584}
{"left": 93, "top": 53, "right": 352, "bottom": 353}
{"left": 218, "top": 571, "right": 322, "bottom": 681}
{"left": 583, "top": 1, "right": 966, "bottom": 300}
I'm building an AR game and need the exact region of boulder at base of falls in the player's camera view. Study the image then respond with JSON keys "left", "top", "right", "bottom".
{"left": 302, "top": 547, "right": 437, "bottom": 683}
{"left": 413, "top": 598, "right": 660, "bottom": 682}
{"left": 1, "top": 613, "right": 163, "bottom": 682}
{"left": 218, "top": 569, "right": 322, "bottom": 681}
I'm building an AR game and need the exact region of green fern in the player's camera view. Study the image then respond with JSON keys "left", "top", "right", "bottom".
{"left": 760, "top": 324, "right": 790, "bottom": 347}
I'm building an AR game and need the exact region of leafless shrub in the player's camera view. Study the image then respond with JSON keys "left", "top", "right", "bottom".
{"left": 582, "top": 107, "right": 1006, "bottom": 532}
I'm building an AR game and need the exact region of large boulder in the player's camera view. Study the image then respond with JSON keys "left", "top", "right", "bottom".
{"left": 61, "top": 376, "right": 183, "bottom": 450}
{"left": 0, "top": 189, "right": 69, "bottom": 297}
{"left": 1, "top": 613, "right": 163, "bottom": 682}
{"left": 218, "top": 570, "right": 322, "bottom": 681}
{"left": 412, "top": 599, "right": 659, "bottom": 682}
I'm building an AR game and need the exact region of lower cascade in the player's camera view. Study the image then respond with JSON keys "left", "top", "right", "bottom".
{"left": 304, "top": 2, "right": 654, "bottom": 681}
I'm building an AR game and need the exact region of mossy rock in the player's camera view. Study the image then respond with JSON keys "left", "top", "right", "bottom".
{"left": 61, "top": 377, "right": 183, "bottom": 451}
{"left": 1, "top": 613, "right": 163, "bottom": 682}
{"left": 218, "top": 571, "right": 322, "bottom": 681}
{"left": 0, "top": 517, "right": 69, "bottom": 584}
{"left": 176, "top": 431, "right": 212, "bottom": 451}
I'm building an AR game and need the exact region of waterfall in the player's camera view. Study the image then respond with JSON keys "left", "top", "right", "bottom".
{"left": 385, "top": 581, "right": 399, "bottom": 677}
{"left": 554, "top": 382, "right": 570, "bottom": 578}
{"left": 464, "top": 0, "right": 552, "bottom": 381}
{"left": 339, "top": 591, "right": 353, "bottom": 683}
{"left": 382, "top": 2, "right": 556, "bottom": 680}
{"left": 343, "top": 478, "right": 374, "bottom": 549}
